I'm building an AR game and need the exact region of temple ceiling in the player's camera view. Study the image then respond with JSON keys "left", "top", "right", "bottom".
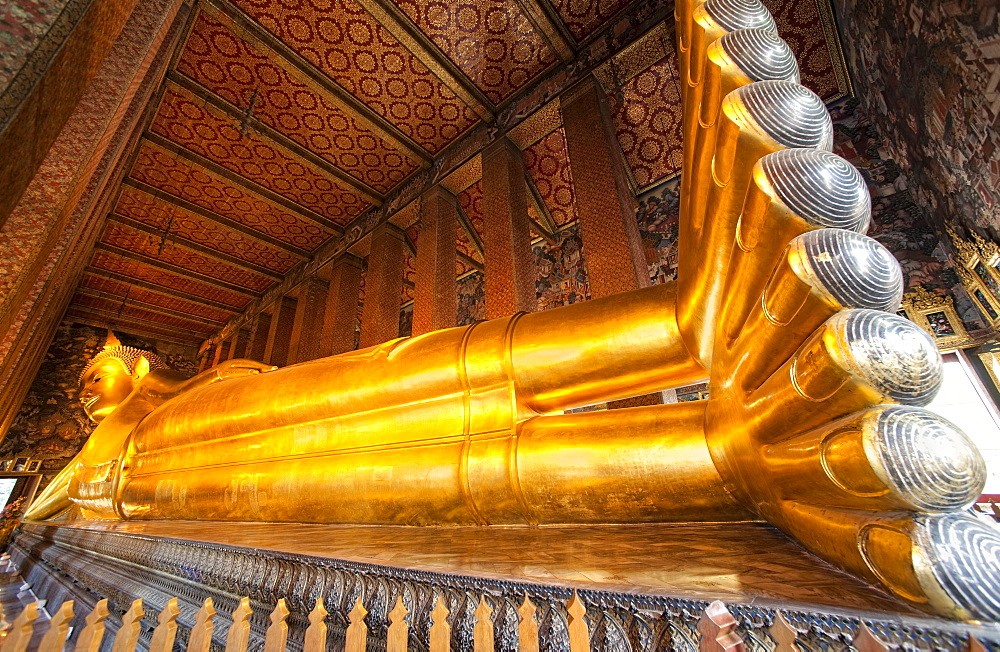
{"left": 66, "top": 0, "right": 849, "bottom": 347}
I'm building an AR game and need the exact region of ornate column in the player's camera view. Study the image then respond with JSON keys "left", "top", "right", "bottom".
{"left": 560, "top": 75, "right": 648, "bottom": 297}
{"left": 211, "top": 340, "right": 230, "bottom": 367}
{"left": 289, "top": 276, "right": 329, "bottom": 363}
{"left": 481, "top": 138, "right": 536, "bottom": 319}
{"left": 263, "top": 296, "right": 297, "bottom": 367}
{"left": 320, "top": 253, "right": 364, "bottom": 356}
{"left": 247, "top": 312, "right": 272, "bottom": 362}
{"left": 359, "top": 224, "right": 407, "bottom": 348}
{"left": 413, "top": 186, "right": 458, "bottom": 336}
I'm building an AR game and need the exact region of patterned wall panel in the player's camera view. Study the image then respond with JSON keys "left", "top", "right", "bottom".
{"left": 522, "top": 127, "right": 579, "bottom": 227}
{"left": 393, "top": 0, "right": 555, "bottom": 103}
{"left": 763, "top": 0, "right": 844, "bottom": 101}
{"left": 70, "top": 293, "right": 218, "bottom": 336}
{"left": 129, "top": 141, "right": 336, "bottom": 251}
{"left": 229, "top": 0, "right": 480, "bottom": 153}
{"left": 115, "top": 186, "right": 301, "bottom": 274}
{"left": 79, "top": 273, "right": 235, "bottom": 324}
{"left": 177, "top": 12, "right": 419, "bottom": 194}
{"left": 89, "top": 250, "right": 254, "bottom": 310}
{"left": 151, "top": 84, "right": 369, "bottom": 224}
{"left": 100, "top": 222, "right": 275, "bottom": 293}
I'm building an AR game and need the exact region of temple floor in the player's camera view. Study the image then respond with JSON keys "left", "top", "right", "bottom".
{"left": 44, "top": 519, "right": 926, "bottom": 619}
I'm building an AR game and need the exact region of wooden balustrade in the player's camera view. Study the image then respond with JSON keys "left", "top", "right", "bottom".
{"left": 0, "top": 552, "right": 988, "bottom": 650}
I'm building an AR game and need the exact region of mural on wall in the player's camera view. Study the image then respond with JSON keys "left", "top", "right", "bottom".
{"left": 532, "top": 224, "right": 591, "bottom": 311}
{"left": 399, "top": 302, "right": 413, "bottom": 338}
{"left": 829, "top": 98, "right": 988, "bottom": 333}
{"left": 635, "top": 178, "right": 681, "bottom": 285}
{"left": 457, "top": 271, "right": 485, "bottom": 326}
{"left": 2, "top": 322, "right": 199, "bottom": 486}
{"left": 832, "top": 0, "right": 1000, "bottom": 238}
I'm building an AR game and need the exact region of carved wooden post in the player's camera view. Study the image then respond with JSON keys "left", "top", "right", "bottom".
{"left": 303, "top": 597, "right": 328, "bottom": 651}
{"left": 1, "top": 601, "right": 38, "bottom": 652}
{"left": 518, "top": 595, "right": 539, "bottom": 652}
{"left": 149, "top": 598, "right": 180, "bottom": 652}
{"left": 852, "top": 622, "right": 889, "bottom": 652}
{"left": 566, "top": 592, "right": 590, "bottom": 652}
{"left": 345, "top": 598, "right": 368, "bottom": 652}
{"left": 224, "top": 597, "right": 252, "bottom": 652}
{"left": 263, "top": 599, "right": 289, "bottom": 652}
{"left": 473, "top": 596, "right": 493, "bottom": 652}
{"left": 697, "top": 601, "right": 744, "bottom": 652}
{"left": 769, "top": 612, "right": 798, "bottom": 652}
{"left": 111, "top": 599, "right": 144, "bottom": 652}
{"left": 74, "top": 599, "right": 109, "bottom": 652}
{"left": 386, "top": 596, "right": 409, "bottom": 652}
{"left": 186, "top": 598, "right": 216, "bottom": 652}
{"left": 38, "top": 600, "right": 73, "bottom": 652}
{"left": 429, "top": 594, "right": 451, "bottom": 652}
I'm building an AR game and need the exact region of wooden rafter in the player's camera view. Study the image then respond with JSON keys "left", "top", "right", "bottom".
{"left": 108, "top": 214, "right": 285, "bottom": 280}
{"left": 93, "top": 242, "right": 259, "bottom": 297}
{"left": 199, "top": 0, "right": 433, "bottom": 167}
{"left": 74, "top": 287, "right": 226, "bottom": 326}
{"left": 122, "top": 178, "right": 311, "bottom": 257}
{"left": 65, "top": 310, "right": 208, "bottom": 345}
{"left": 142, "top": 132, "right": 345, "bottom": 234}
{"left": 524, "top": 172, "right": 558, "bottom": 244}
{"left": 166, "top": 73, "right": 384, "bottom": 205}
{"left": 84, "top": 267, "right": 243, "bottom": 312}
{"left": 456, "top": 203, "right": 485, "bottom": 261}
{"left": 512, "top": 0, "right": 576, "bottom": 63}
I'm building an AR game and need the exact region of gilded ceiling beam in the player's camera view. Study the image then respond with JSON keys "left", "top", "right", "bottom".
{"left": 457, "top": 251, "right": 484, "bottom": 273}
{"left": 84, "top": 267, "right": 243, "bottom": 313}
{"left": 199, "top": 0, "right": 433, "bottom": 168}
{"left": 165, "top": 73, "right": 384, "bottom": 206}
{"left": 142, "top": 132, "right": 344, "bottom": 235}
{"left": 121, "top": 178, "right": 311, "bottom": 258}
{"left": 350, "top": 0, "right": 496, "bottom": 120}
{"left": 512, "top": 0, "right": 576, "bottom": 63}
{"left": 74, "top": 286, "right": 226, "bottom": 327}
{"left": 93, "top": 242, "right": 259, "bottom": 297}
{"left": 108, "top": 214, "right": 285, "bottom": 280}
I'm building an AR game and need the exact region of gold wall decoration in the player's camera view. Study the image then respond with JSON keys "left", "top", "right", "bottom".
{"left": 899, "top": 286, "right": 971, "bottom": 350}
{"left": 947, "top": 223, "right": 1000, "bottom": 327}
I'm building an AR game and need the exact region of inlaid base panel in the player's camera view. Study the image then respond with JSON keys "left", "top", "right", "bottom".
{"left": 9, "top": 520, "right": 999, "bottom": 650}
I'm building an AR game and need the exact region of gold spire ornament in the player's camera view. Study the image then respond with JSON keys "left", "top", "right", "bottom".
{"left": 24, "top": 0, "right": 1000, "bottom": 623}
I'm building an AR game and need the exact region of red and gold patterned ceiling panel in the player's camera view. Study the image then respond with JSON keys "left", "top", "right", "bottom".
{"left": 548, "top": 0, "right": 631, "bottom": 42}
{"left": 523, "top": 127, "right": 579, "bottom": 227}
{"left": 80, "top": 273, "right": 236, "bottom": 323}
{"left": 129, "top": 141, "right": 336, "bottom": 251}
{"left": 177, "top": 12, "right": 420, "bottom": 194}
{"left": 70, "top": 294, "right": 219, "bottom": 336}
{"left": 151, "top": 84, "right": 370, "bottom": 223}
{"left": 115, "top": 186, "right": 302, "bottom": 274}
{"left": 65, "top": 309, "right": 205, "bottom": 343}
{"left": 228, "top": 0, "right": 480, "bottom": 153}
{"left": 763, "top": 0, "right": 840, "bottom": 100}
{"left": 393, "top": 0, "right": 555, "bottom": 104}
{"left": 90, "top": 250, "right": 253, "bottom": 309}
{"left": 100, "top": 222, "right": 275, "bottom": 293}
{"left": 610, "top": 53, "right": 684, "bottom": 189}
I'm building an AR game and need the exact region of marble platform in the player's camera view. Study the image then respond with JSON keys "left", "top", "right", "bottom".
{"left": 8, "top": 520, "right": 1000, "bottom": 650}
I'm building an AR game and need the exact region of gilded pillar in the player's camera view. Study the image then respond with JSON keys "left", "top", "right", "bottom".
{"left": 481, "top": 138, "right": 536, "bottom": 319}
{"left": 247, "top": 312, "right": 272, "bottom": 362}
{"left": 320, "top": 253, "right": 364, "bottom": 356}
{"left": 290, "top": 276, "right": 329, "bottom": 363}
{"left": 359, "top": 223, "right": 407, "bottom": 348}
{"left": 560, "top": 75, "right": 648, "bottom": 297}
{"left": 263, "top": 296, "right": 297, "bottom": 367}
{"left": 413, "top": 186, "right": 458, "bottom": 336}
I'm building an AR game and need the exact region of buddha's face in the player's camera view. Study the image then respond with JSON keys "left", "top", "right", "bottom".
{"left": 79, "top": 358, "right": 135, "bottom": 423}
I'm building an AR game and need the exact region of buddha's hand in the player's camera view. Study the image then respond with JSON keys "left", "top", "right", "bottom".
{"left": 702, "top": 151, "right": 1000, "bottom": 621}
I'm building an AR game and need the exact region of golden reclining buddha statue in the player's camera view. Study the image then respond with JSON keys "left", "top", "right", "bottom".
{"left": 25, "top": 0, "right": 1000, "bottom": 623}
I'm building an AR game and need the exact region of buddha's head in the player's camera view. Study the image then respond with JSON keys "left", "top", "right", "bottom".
{"left": 79, "top": 330, "right": 164, "bottom": 423}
